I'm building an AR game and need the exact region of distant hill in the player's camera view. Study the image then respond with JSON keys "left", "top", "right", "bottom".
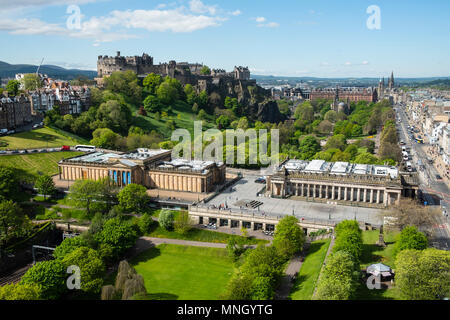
{"left": 0, "top": 61, "right": 97, "bottom": 80}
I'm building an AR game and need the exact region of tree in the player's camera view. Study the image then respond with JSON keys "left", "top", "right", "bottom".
{"left": 159, "top": 210, "right": 174, "bottom": 230}
{"left": 53, "top": 236, "right": 89, "bottom": 260}
{"left": 21, "top": 74, "right": 43, "bottom": 90}
{"left": 138, "top": 213, "right": 153, "bottom": 235}
{"left": 62, "top": 247, "right": 105, "bottom": 294}
{"left": 333, "top": 220, "right": 363, "bottom": 263}
{"left": 324, "top": 110, "right": 337, "bottom": 123}
{"left": 6, "top": 80, "right": 20, "bottom": 96}
{"left": 0, "top": 167, "right": 19, "bottom": 201}
{"left": 354, "top": 152, "right": 379, "bottom": 164}
{"left": 226, "top": 237, "right": 245, "bottom": 261}
{"left": 298, "top": 136, "right": 321, "bottom": 160}
{"left": 315, "top": 250, "right": 359, "bottom": 300}
{"left": 142, "top": 73, "right": 162, "bottom": 94}
{"left": 117, "top": 184, "right": 150, "bottom": 213}
{"left": 222, "top": 272, "right": 254, "bottom": 300}
{"left": 395, "top": 248, "right": 450, "bottom": 300}
{"left": 294, "top": 102, "right": 314, "bottom": 122}
{"left": 0, "top": 283, "right": 41, "bottom": 300}
{"left": 68, "top": 179, "right": 109, "bottom": 215}
{"left": 382, "top": 199, "right": 440, "bottom": 235}
{"left": 157, "top": 81, "right": 178, "bottom": 105}
{"left": 324, "top": 134, "right": 347, "bottom": 151}
{"left": 95, "top": 217, "right": 138, "bottom": 258}
{"left": 96, "top": 100, "right": 132, "bottom": 135}
{"left": 20, "top": 260, "right": 66, "bottom": 299}
{"left": 143, "top": 95, "right": 162, "bottom": 113}
{"left": 273, "top": 216, "right": 305, "bottom": 259}
{"left": 35, "top": 175, "right": 56, "bottom": 200}
{"left": 174, "top": 211, "right": 192, "bottom": 235}
{"left": 251, "top": 276, "right": 273, "bottom": 300}
{"left": 197, "top": 109, "right": 207, "bottom": 120}
{"left": 104, "top": 70, "right": 142, "bottom": 104}
{"left": 0, "top": 200, "right": 32, "bottom": 249}
{"left": 393, "top": 226, "right": 428, "bottom": 257}
{"left": 200, "top": 66, "right": 211, "bottom": 75}
{"left": 316, "top": 120, "right": 333, "bottom": 135}
{"left": 237, "top": 117, "right": 249, "bottom": 130}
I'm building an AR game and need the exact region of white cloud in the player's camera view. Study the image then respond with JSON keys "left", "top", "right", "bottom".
{"left": 254, "top": 16, "right": 278, "bottom": 28}
{"left": 231, "top": 10, "right": 241, "bottom": 16}
{"left": 0, "top": 5, "right": 227, "bottom": 43}
{"left": 344, "top": 62, "right": 352, "bottom": 66}
{"left": 362, "top": 60, "right": 370, "bottom": 65}
{"left": 189, "top": 0, "right": 217, "bottom": 15}
{"left": 0, "top": 0, "right": 99, "bottom": 10}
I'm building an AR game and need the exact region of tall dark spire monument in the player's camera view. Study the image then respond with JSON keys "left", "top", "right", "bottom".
{"left": 388, "top": 71, "right": 394, "bottom": 90}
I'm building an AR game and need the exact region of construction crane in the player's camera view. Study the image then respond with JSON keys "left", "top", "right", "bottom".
{"left": 36, "top": 58, "right": 44, "bottom": 76}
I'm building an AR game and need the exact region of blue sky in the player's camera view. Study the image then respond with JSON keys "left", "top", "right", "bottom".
{"left": 0, "top": 0, "right": 449, "bottom": 77}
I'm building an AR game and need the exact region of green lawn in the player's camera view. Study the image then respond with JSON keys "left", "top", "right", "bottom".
{"left": 0, "top": 126, "right": 88, "bottom": 150}
{"left": 354, "top": 229, "right": 401, "bottom": 300}
{"left": 289, "top": 239, "right": 331, "bottom": 300}
{"left": 0, "top": 151, "right": 83, "bottom": 179}
{"left": 130, "top": 244, "right": 234, "bottom": 300}
{"left": 147, "top": 221, "right": 267, "bottom": 245}
{"left": 132, "top": 100, "right": 217, "bottom": 138}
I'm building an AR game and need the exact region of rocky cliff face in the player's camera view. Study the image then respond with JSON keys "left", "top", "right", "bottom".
{"left": 208, "top": 79, "right": 285, "bottom": 123}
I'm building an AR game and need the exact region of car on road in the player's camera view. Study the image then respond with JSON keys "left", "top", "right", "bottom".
{"left": 32, "top": 124, "right": 40, "bottom": 129}
{"left": 400, "top": 140, "right": 405, "bottom": 145}
{"left": 61, "top": 145, "right": 71, "bottom": 151}
{"left": 435, "top": 174, "right": 443, "bottom": 180}
{"left": 6, "top": 130, "right": 15, "bottom": 135}
{"left": 19, "top": 150, "right": 27, "bottom": 154}
{"left": 255, "top": 177, "right": 266, "bottom": 183}
{"left": 0, "top": 150, "right": 6, "bottom": 154}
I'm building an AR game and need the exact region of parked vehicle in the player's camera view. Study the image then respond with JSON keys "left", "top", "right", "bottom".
{"left": 61, "top": 145, "right": 71, "bottom": 151}
{"left": 74, "top": 145, "right": 96, "bottom": 152}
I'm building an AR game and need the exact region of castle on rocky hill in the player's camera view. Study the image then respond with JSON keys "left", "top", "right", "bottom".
{"left": 96, "top": 51, "right": 254, "bottom": 93}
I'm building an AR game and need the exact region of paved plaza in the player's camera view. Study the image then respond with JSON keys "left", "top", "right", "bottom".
{"left": 207, "top": 174, "right": 384, "bottom": 226}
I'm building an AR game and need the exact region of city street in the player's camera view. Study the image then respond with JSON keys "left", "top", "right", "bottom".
{"left": 396, "top": 104, "right": 450, "bottom": 249}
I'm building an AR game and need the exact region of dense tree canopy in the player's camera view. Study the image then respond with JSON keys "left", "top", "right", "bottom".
{"left": 395, "top": 248, "right": 450, "bottom": 300}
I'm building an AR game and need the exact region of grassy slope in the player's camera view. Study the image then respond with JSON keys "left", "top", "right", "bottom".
{"left": 131, "top": 244, "right": 234, "bottom": 300}
{"left": 289, "top": 239, "right": 331, "bottom": 300}
{"left": 131, "top": 100, "right": 217, "bottom": 138}
{"left": 0, "top": 151, "right": 83, "bottom": 179}
{"left": 0, "top": 126, "right": 89, "bottom": 150}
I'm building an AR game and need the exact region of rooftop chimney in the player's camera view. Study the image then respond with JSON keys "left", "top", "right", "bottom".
{"left": 117, "top": 51, "right": 121, "bottom": 57}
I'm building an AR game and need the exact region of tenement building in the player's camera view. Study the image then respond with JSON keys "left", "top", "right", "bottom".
{"left": 0, "top": 93, "right": 32, "bottom": 129}
{"left": 58, "top": 149, "right": 225, "bottom": 193}
{"left": 266, "top": 159, "right": 419, "bottom": 208}
{"left": 310, "top": 87, "right": 378, "bottom": 103}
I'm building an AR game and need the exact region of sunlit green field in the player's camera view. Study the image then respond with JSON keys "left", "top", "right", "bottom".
{"left": 0, "top": 126, "right": 88, "bottom": 150}
{"left": 131, "top": 244, "right": 234, "bottom": 300}
{"left": 0, "top": 151, "right": 83, "bottom": 179}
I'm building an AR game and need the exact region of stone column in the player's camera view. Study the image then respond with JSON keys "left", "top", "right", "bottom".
{"left": 370, "top": 189, "right": 374, "bottom": 203}
{"left": 325, "top": 185, "right": 329, "bottom": 199}
{"left": 357, "top": 188, "right": 361, "bottom": 202}
{"left": 396, "top": 192, "right": 401, "bottom": 205}
{"left": 227, "top": 219, "right": 232, "bottom": 228}
{"left": 262, "top": 222, "right": 267, "bottom": 231}
{"left": 250, "top": 221, "right": 255, "bottom": 231}
{"left": 331, "top": 186, "right": 335, "bottom": 200}
{"left": 337, "top": 186, "right": 341, "bottom": 200}
{"left": 363, "top": 189, "right": 367, "bottom": 202}
{"left": 319, "top": 185, "right": 323, "bottom": 198}
{"left": 343, "top": 187, "right": 347, "bottom": 201}
{"left": 351, "top": 187, "right": 354, "bottom": 201}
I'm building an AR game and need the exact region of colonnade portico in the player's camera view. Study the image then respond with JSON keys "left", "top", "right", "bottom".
{"left": 270, "top": 180, "right": 402, "bottom": 206}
